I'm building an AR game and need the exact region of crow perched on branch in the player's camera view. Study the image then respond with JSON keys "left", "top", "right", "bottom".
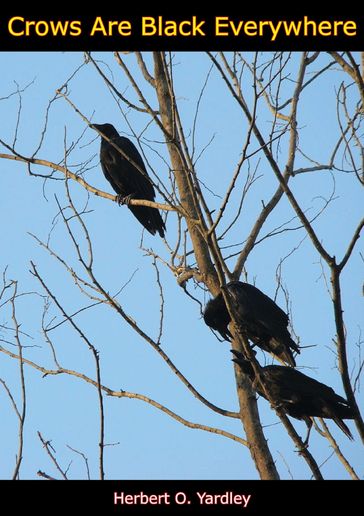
{"left": 203, "top": 281, "right": 300, "bottom": 366}
{"left": 232, "top": 350, "right": 355, "bottom": 443}
{"left": 93, "top": 123, "right": 166, "bottom": 237}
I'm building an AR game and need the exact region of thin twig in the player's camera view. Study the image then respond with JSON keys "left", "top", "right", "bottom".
{"left": 37, "top": 432, "right": 68, "bottom": 480}
{"left": 66, "top": 445, "right": 91, "bottom": 480}
{"left": 30, "top": 261, "right": 105, "bottom": 480}
{"left": 318, "top": 418, "right": 359, "bottom": 480}
{"left": 37, "top": 470, "right": 57, "bottom": 480}
{"left": 11, "top": 282, "right": 26, "bottom": 480}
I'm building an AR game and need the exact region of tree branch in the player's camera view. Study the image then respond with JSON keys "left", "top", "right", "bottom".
{"left": 0, "top": 346, "right": 246, "bottom": 449}
{"left": 0, "top": 151, "right": 175, "bottom": 212}
{"left": 331, "top": 267, "right": 364, "bottom": 442}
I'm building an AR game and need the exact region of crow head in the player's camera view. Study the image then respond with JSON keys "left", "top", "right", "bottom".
{"left": 203, "top": 294, "right": 232, "bottom": 341}
{"left": 92, "top": 123, "right": 120, "bottom": 139}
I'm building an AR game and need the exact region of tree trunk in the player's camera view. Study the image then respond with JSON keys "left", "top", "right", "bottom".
{"left": 153, "top": 52, "right": 280, "bottom": 480}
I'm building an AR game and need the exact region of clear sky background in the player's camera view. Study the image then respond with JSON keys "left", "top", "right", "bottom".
{"left": 0, "top": 51, "right": 363, "bottom": 480}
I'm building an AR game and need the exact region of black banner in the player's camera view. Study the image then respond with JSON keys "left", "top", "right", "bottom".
{"left": 0, "top": 14, "right": 363, "bottom": 50}
{"left": 0, "top": 479, "right": 361, "bottom": 514}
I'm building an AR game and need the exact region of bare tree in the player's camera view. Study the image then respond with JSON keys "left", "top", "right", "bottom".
{"left": 0, "top": 51, "right": 363, "bottom": 479}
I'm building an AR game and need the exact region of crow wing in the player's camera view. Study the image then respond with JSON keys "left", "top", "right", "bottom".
{"left": 227, "top": 282, "right": 289, "bottom": 336}
{"left": 261, "top": 366, "right": 352, "bottom": 414}
{"left": 100, "top": 136, "right": 156, "bottom": 201}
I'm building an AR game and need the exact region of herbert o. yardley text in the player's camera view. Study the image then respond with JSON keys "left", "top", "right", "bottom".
{"left": 114, "top": 490, "right": 252, "bottom": 507}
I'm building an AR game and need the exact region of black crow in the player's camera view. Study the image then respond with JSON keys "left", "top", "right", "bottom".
{"left": 93, "top": 123, "right": 166, "bottom": 237}
{"left": 203, "top": 281, "right": 299, "bottom": 366}
{"left": 232, "top": 350, "right": 354, "bottom": 442}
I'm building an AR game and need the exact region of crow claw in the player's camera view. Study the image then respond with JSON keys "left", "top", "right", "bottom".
{"left": 117, "top": 193, "right": 134, "bottom": 206}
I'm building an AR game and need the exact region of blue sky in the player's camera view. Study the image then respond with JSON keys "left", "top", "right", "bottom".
{"left": 0, "top": 52, "right": 363, "bottom": 479}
